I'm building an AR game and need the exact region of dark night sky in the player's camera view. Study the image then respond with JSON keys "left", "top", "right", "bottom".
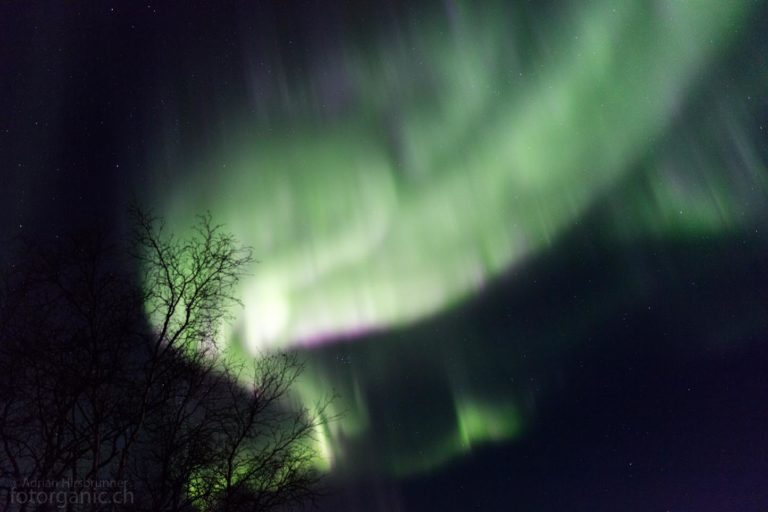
{"left": 3, "top": 2, "right": 768, "bottom": 511}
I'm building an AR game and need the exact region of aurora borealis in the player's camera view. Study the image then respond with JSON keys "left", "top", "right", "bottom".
{"left": 4, "top": 0, "right": 768, "bottom": 509}
{"left": 147, "top": 0, "right": 767, "bottom": 480}
{"left": 158, "top": 0, "right": 758, "bottom": 353}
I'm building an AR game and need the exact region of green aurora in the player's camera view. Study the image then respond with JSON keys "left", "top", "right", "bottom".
{"left": 149, "top": 0, "right": 767, "bottom": 476}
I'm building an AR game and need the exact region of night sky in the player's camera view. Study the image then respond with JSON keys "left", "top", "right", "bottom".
{"left": 3, "top": 1, "right": 768, "bottom": 510}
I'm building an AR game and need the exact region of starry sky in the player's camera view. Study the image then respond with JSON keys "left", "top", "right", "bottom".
{"left": 3, "top": 1, "right": 768, "bottom": 510}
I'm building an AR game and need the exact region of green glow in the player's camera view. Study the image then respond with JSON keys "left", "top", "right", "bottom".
{"left": 455, "top": 400, "right": 522, "bottom": 450}
{"left": 159, "top": 0, "right": 752, "bottom": 353}
{"left": 150, "top": 0, "right": 764, "bottom": 477}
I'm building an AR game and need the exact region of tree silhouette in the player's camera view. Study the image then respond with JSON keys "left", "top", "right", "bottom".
{"left": 0, "top": 210, "right": 328, "bottom": 511}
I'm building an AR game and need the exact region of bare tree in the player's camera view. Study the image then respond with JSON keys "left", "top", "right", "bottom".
{"left": 0, "top": 210, "right": 328, "bottom": 511}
